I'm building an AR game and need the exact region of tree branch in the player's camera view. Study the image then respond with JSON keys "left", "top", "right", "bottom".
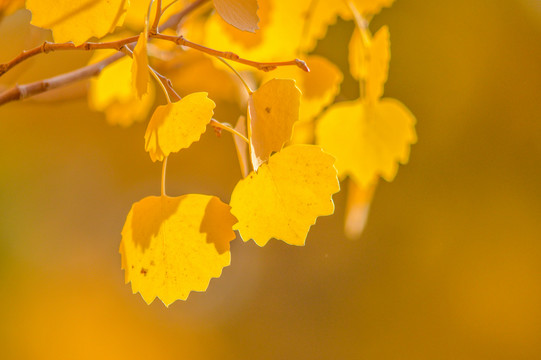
{"left": 0, "top": 52, "right": 124, "bottom": 106}
{"left": 152, "top": 33, "right": 309, "bottom": 72}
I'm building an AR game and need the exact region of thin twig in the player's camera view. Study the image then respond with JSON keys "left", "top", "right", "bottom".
{"left": 0, "top": 0, "right": 207, "bottom": 78}
{"left": 0, "top": 37, "right": 138, "bottom": 77}
{"left": 151, "top": 0, "right": 163, "bottom": 33}
{"left": 0, "top": 52, "right": 124, "bottom": 105}
{"left": 153, "top": 33, "right": 310, "bottom": 72}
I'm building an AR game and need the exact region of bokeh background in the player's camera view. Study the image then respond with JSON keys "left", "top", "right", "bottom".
{"left": 1, "top": 0, "right": 541, "bottom": 359}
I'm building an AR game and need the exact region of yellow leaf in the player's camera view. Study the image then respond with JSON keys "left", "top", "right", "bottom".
{"left": 213, "top": 0, "right": 259, "bottom": 33}
{"left": 290, "top": 120, "right": 315, "bottom": 145}
{"left": 263, "top": 55, "right": 343, "bottom": 123}
{"left": 124, "top": 0, "right": 187, "bottom": 30}
{"left": 132, "top": 31, "right": 150, "bottom": 99}
{"left": 338, "top": 0, "right": 395, "bottom": 18}
{"left": 248, "top": 78, "right": 301, "bottom": 170}
{"left": 120, "top": 195, "right": 237, "bottom": 306}
{"left": 230, "top": 145, "right": 340, "bottom": 247}
{"left": 0, "top": 0, "right": 24, "bottom": 19}
{"left": 344, "top": 179, "right": 376, "bottom": 240}
{"left": 352, "top": 0, "right": 395, "bottom": 15}
{"left": 233, "top": 116, "right": 250, "bottom": 178}
{"left": 144, "top": 92, "right": 216, "bottom": 162}
{"left": 204, "top": 0, "right": 303, "bottom": 63}
{"left": 316, "top": 98, "right": 417, "bottom": 187}
{"left": 349, "top": 25, "right": 390, "bottom": 103}
{"left": 26, "top": 0, "right": 128, "bottom": 44}
{"left": 88, "top": 55, "right": 155, "bottom": 127}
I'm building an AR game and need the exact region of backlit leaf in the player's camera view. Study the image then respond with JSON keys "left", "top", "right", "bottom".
{"left": 233, "top": 116, "right": 250, "bottom": 178}
{"left": 248, "top": 78, "right": 301, "bottom": 170}
{"left": 344, "top": 179, "right": 376, "bottom": 240}
{"left": 316, "top": 99, "right": 416, "bottom": 187}
{"left": 230, "top": 145, "right": 340, "bottom": 247}
{"left": 88, "top": 55, "right": 155, "bottom": 127}
{"left": 145, "top": 92, "right": 216, "bottom": 162}
{"left": 263, "top": 55, "right": 343, "bottom": 123}
{"left": 349, "top": 25, "right": 390, "bottom": 103}
{"left": 352, "top": 0, "right": 395, "bottom": 15}
{"left": 132, "top": 31, "right": 150, "bottom": 99}
{"left": 120, "top": 195, "right": 237, "bottom": 306}
{"left": 213, "top": 0, "right": 259, "bottom": 33}
{"left": 26, "top": 0, "right": 128, "bottom": 44}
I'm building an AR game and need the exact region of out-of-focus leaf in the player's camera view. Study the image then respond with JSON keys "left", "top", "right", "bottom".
{"left": 344, "top": 179, "right": 376, "bottom": 240}
{"left": 88, "top": 54, "right": 155, "bottom": 127}
{"left": 349, "top": 25, "right": 390, "bottom": 102}
{"left": 26, "top": 0, "right": 128, "bottom": 44}
{"left": 213, "top": 0, "right": 259, "bottom": 32}
{"left": 233, "top": 116, "right": 250, "bottom": 178}
{"left": 316, "top": 99, "right": 416, "bottom": 187}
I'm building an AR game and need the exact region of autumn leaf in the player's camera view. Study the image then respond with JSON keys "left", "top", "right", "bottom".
{"left": 120, "top": 195, "right": 238, "bottom": 306}
{"left": 0, "top": 0, "right": 24, "bottom": 19}
{"left": 145, "top": 92, "right": 216, "bottom": 162}
{"left": 233, "top": 116, "right": 250, "bottom": 178}
{"left": 263, "top": 55, "right": 343, "bottom": 123}
{"left": 26, "top": 0, "right": 128, "bottom": 44}
{"left": 349, "top": 25, "right": 390, "bottom": 103}
{"left": 213, "top": 0, "right": 259, "bottom": 33}
{"left": 316, "top": 98, "right": 417, "bottom": 188}
{"left": 248, "top": 78, "right": 301, "bottom": 171}
{"left": 344, "top": 179, "right": 376, "bottom": 240}
{"left": 230, "top": 144, "right": 340, "bottom": 247}
{"left": 132, "top": 31, "right": 150, "bottom": 99}
{"left": 351, "top": 0, "right": 395, "bottom": 15}
{"left": 88, "top": 54, "right": 155, "bottom": 127}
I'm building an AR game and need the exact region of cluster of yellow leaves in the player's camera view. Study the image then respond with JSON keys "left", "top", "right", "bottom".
{"left": 316, "top": 21, "right": 416, "bottom": 238}
{"left": 19, "top": 0, "right": 415, "bottom": 305}
{"left": 118, "top": 76, "right": 339, "bottom": 304}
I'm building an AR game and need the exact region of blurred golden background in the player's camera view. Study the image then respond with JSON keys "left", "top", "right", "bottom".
{"left": 1, "top": 0, "right": 540, "bottom": 359}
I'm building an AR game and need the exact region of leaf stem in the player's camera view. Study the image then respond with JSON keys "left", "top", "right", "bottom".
{"left": 161, "top": 156, "right": 168, "bottom": 196}
{"left": 216, "top": 57, "right": 253, "bottom": 95}
{"left": 211, "top": 119, "right": 249, "bottom": 144}
{"left": 151, "top": 68, "right": 172, "bottom": 103}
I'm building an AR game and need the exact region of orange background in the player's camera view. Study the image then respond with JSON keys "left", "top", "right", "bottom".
{"left": 1, "top": 1, "right": 541, "bottom": 359}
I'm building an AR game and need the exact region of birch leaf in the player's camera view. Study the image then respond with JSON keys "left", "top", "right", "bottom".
{"left": 132, "top": 31, "right": 150, "bottom": 99}
{"left": 349, "top": 26, "right": 390, "bottom": 103}
{"left": 120, "top": 195, "right": 237, "bottom": 306}
{"left": 263, "top": 55, "right": 343, "bottom": 123}
{"left": 26, "top": 0, "right": 128, "bottom": 44}
{"left": 316, "top": 99, "right": 417, "bottom": 187}
{"left": 230, "top": 145, "right": 340, "bottom": 247}
{"left": 145, "top": 92, "right": 216, "bottom": 162}
{"left": 213, "top": 0, "right": 259, "bottom": 32}
{"left": 344, "top": 180, "right": 377, "bottom": 240}
{"left": 248, "top": 78, "right": 301, "bottom": 171}
{"left": 233, "top": 116, "right": 250, "bottom": 178}
{"left": 88, "top": 55, "right": 155, "bottom": 127}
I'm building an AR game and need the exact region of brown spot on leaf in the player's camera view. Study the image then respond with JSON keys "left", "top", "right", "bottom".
{"left": 265, "top": 107, "right": 271, "bottom": 114}
{"left": 141, "top": 268, "right": 148, "bottom": 276}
